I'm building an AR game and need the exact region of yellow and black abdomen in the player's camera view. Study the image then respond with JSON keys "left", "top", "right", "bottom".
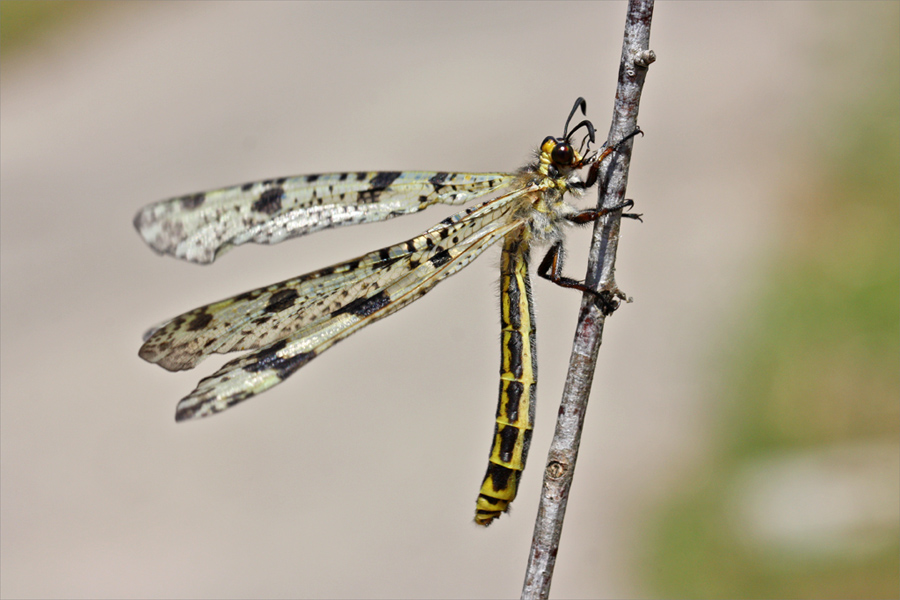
{"left": 475, "top": 230, "right": 537, "bottom": 526}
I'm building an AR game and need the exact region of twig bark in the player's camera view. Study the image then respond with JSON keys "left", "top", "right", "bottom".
{"left": 521, "top": 1, "right": 654, "bottom": 598}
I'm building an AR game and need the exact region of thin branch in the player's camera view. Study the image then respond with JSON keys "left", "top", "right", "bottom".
{"left": 521, "top": 1, "right": 655, "bottom": 598}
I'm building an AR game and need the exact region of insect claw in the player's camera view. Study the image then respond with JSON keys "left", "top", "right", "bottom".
{"left": 617, "top": 127, "right": 643, "bottom": 147}
{"left": 594, "top": 289, "right": 621, "bottom": 315}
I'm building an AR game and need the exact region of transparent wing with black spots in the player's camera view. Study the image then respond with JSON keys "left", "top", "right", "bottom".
{"left": 169, "top": 190, "right": 528, "bottom": 420}
{"left": 134, "top": 171, "right": 514, "bottom": 264}
{"left": 139, "top": 188, "right": 529, "bottom": 375}
{"left": 138, "top": 245, "right": 409, "bottom": 372}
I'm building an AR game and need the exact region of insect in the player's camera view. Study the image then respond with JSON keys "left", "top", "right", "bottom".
{"left": 135, "top": 98, "right": 639, "bottom": 526}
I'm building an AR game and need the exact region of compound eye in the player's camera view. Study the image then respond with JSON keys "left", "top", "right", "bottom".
{"left": 551, "top": 143, "right": 575, "bottom": 166}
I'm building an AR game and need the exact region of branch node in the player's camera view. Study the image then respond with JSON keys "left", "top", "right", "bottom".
{"left": 545, "top": 461, "right": 566, "bottom": 479}
{"left": 634, "top": 49, "right": 657, "bottom": 68}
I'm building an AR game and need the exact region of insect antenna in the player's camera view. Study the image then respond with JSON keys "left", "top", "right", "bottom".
{"left": 565, "top": 119, "right": 597, "bottom": 154}
{"left": 561, "top": 97, "right": 588, "bottom": 140}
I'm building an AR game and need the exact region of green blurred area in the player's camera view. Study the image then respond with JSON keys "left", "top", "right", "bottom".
{"left": 0, "top": 0, "right": 101, "bottom": 58}
{"left": 642, "top": 11, "right": 900, "bottom": 600}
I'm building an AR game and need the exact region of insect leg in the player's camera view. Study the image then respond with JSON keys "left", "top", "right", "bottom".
{"left": 583, "top": 127, "right": 643, "bottom": 188}
{"left": 475, "top": 230, "right": 537, "bottom": 526}
{"left": 537, "top": 241, "right": 621, "bottom": 315}
{"left": 564, "top": 198, "right": 636, "bottom": 224}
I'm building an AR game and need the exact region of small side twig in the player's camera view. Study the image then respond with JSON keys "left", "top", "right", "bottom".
{"left": 521, "top": 1, "right": 654, "bottom": 598}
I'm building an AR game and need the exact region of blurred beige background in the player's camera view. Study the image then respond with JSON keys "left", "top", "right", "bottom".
{"left": 1, "top": 2, "right": 897, "bottom": 599}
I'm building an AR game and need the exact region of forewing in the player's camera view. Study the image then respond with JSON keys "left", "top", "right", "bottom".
{"left": 134, "top": 171, "right": 514, "bottom": 264}
{"left": 139, "top": 186, "right": 531, "bottom": 374}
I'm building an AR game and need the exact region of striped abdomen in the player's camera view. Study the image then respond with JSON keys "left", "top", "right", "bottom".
{"left": 475, "top": 231, "right": 537, "bottom": 526}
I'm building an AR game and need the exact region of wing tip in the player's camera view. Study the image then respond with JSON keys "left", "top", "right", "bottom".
{"left": 132, "top": 208, "right": 145, "bottom": 232}
{"left": 174, "top": 396, "right": 213, "bottom": 422}
{"left": 174, "top": 406, "right": 197, "bottom": 422}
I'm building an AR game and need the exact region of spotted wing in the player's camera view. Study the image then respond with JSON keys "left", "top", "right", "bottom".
{"left": 165, "top": 189, "right": 530, "bottom": 420}
{"left": 139, "top": 243, "right": 419, "bottom": 372}
{"left": 134, "top": 170, "right": 514, "bottom": 264}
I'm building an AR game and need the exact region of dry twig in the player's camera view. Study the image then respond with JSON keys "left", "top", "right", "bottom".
{"left": 521, "top": 1, "right": 655, "bottom": 597}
